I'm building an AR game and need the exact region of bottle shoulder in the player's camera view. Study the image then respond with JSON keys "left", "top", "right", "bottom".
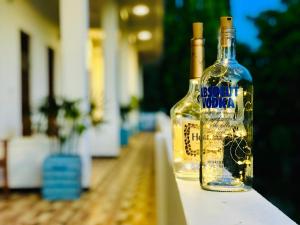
{"left": 202, "top": 60, "right": 253, "bottom": 85}
{"left": 231, "top": 62, "right": 253, "bottom": 82}
{"left": 170, "top": 94, "right": 201, "bottom": 118}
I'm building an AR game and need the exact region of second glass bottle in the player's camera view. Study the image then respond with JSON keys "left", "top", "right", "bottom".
{"left": 171, "top": 22, "right": 205, "bottom": 180}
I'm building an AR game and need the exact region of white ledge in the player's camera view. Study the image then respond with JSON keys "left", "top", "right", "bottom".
{"left": 155, "top": 113, "right": 296, "bottom": 225}
{"left": 177, "top": 179, "right": 295, "bottom": 225}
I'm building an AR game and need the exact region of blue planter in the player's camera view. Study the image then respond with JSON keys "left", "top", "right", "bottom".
{"left": 129, "top": 124, "right": 139, "bottom": 136}
{"left": 139, "top": 112, "right": 157, "bottom": 131}
{"left": 42, "top": 154, "right": 82, "bottom": 200}
{"left": 120, "top": 127, "right": 129, "bottom": 146}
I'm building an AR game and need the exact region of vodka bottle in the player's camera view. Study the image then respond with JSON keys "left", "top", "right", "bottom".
{"left": 200, "top": 17, "right": 253, "bottom": 191}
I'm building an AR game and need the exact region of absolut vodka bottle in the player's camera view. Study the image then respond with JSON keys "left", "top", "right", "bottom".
{"left": 200, "top": 17, "right": 253, "bottom": 191}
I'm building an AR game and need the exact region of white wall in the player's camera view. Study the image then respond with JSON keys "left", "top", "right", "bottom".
{"left": 0, "top": 0, "right": 60, "bottom": 137}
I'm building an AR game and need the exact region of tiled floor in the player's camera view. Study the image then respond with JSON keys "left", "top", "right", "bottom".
{"left": 0, "top": 133, "right": 156, "bottom": 225}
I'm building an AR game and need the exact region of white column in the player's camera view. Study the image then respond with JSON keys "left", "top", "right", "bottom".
{"left": 119, "top": 35, "right": 132, "bottom": 106}
{"left": 118, "top": 34, "right": 141, "bottom": 133}
{"left": 59, "top": 0, "right": 91, "bottom": 187}
{"left": 119, "top": 35, "right": 140, "bottom": 105}
{"left": 127, "top": 43, "right": 139, "bottom": 101}
{"left": 102, "top": 0, "right": 120, "bottom": 117}
{"left": 130, "top": 52, "right": 141, "bottom": 133}
{"left": 90, "top": 0, "right": 120, "bottom": 156}
{"left": 59, "top": 0, "right": 89, "bottom": 104}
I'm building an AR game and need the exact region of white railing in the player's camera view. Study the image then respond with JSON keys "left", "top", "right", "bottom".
{"left": 154, "top": 112, "right": 296, "bottom": 225}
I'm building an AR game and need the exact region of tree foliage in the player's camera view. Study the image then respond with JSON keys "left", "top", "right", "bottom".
{"left": 244, "top": 0, "right": 300, "bottom": 222}
{"left": 143, "top": 0, "right": 300, "bottom": 221}
{"left": 142, "top": 0, "right": 230, "bottom": 111}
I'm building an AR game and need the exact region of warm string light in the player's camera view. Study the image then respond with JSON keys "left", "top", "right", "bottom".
{"left": 202, "top": 88, "right": 252, "bottom": 184}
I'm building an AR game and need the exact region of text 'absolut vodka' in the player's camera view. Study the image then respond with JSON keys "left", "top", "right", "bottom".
{"left": 200, "top": 86, "right": 238, "bottom": 108}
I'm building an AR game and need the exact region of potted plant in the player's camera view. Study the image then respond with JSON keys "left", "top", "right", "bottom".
{"left": 119, "top": 96, "right": 140, "bottom": 146}
{"left": 89, "top": 101, "right": 104, "bottom": 127}
{"left": 38, "top": 97, "right": 88, "bottom": 200}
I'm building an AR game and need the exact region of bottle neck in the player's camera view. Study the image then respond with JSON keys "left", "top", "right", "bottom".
{"left": 188, "top": 79, "right": 201, "bottom": 93}
{"left": 190, "top": 39, "right": 204, "bottom": 79}
{"left": 219, "top": 28, "right": 236, "bottom": 62}
{"left": 217, "top": 31, "right": 221, "bottom": 61}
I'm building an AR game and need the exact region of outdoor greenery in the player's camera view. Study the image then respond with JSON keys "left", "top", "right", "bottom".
{"left": 143, "top": 0, "right": 300, "bottom": 222}
{"left": 120, "top": 96, "right": 140, "bottom": 123}
{"left": 244, "top": 0, "right": 300, "bottom": 222}
{"left": 142, "top": 0, "right": 229, "bottom": 111}
{"left": 89, "top": 101, "right": 105, "bottom": 126}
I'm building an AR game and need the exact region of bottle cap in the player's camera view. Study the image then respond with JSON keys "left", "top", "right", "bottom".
{"left": 220, "top": 16, "right": 233, "bottom": 30}
{"left": 220, "top": 17, "right": 234, "bottom": 47}
{"left": 193, "top": 22, "right": 203, "bottom": 39}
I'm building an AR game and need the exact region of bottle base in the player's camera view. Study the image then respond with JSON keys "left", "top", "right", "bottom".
{"left": 174, "top": 162, "right": 199, "bottom": 180}
{"left": 175, "top": 172, "right": 199, "bottom": 181}
{"left": 201, "top": 181, "right": 252, "bottom": 192}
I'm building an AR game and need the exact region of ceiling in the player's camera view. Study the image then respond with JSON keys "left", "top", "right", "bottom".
{"left": 28, "top": 0, "right": 164, "bottom": 63}
{"left": 117, "top": 0, "right": 163, "bottom": 63}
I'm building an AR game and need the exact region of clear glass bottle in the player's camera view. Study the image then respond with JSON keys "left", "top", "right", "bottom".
{"left": 171, "top": 22, "right": 204, "bottom": 180}
{"left": 200, "top": 17, "right": 253, "bottom": 191}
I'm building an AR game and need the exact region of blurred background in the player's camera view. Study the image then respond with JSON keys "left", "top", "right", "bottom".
{"left": 0, "top": 0, "right": 299, "bottom": 224}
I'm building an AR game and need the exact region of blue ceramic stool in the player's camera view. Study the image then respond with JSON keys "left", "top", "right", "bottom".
{"left": 42, "top": 154, "right": 82, "bottom": 200}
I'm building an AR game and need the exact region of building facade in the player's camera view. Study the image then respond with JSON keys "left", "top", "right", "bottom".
{"left": 0, "top": 0, "right": 163, "bottom": 188}
{"left": 0, "top": 0, "right": 163, "bottom": 153}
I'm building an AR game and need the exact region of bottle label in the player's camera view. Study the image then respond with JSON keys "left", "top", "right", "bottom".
{"left": 182, "top": 120, "right": 200, "bottom": 157}
{"left": 200, "top": 85, "right": 239, "bottom": 108}
{"left": 200, "top": 84, "right": 253, "bottom": 184}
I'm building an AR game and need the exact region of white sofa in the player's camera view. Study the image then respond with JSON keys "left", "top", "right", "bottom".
{"left": 0, "top": 133, "right": 91, "bottom": 189}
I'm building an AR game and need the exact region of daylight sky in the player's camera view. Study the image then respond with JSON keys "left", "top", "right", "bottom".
{"left": 231, "top": 0, "right": 286, "bottom": 50}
